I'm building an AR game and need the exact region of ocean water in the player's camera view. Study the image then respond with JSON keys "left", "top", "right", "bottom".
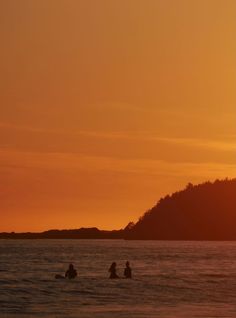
{"left": 0, "top": 240, "right": 236, "bottom": 318}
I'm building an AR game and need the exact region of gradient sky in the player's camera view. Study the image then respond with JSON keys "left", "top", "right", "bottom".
{"left": 1, "top": 0, "right": 236, "bottom": 232}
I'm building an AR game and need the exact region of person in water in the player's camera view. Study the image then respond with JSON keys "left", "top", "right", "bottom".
{"left": 65, "top": 263, "right": 77, "bottom": 279}
{"left": 124, "top": 261, "right": 132, "bottom": 279}
{"left": 109, "top": 262, "right": 119, "bottom": 279}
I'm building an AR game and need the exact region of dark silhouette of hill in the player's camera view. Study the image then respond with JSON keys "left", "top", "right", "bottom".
{"left": 1, "top": 179, "right": 235, "bottom": 240}
{"left": 125, "top": 179, "right": 236, "bottom": 240}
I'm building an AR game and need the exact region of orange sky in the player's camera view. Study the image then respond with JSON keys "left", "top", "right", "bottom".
{"left": 1, "top": 0, "right": 236, "bottom": 232}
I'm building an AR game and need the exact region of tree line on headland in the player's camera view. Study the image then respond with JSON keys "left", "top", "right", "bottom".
{"left": 1, "top": 178, "right": 235, "bottom": 240}
{"left": 125, "top": 178, "right": 236, "bottom": 240}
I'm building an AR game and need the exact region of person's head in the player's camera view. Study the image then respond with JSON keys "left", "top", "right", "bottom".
{"left": 69, "top": 263, "right": 74, "bottom": 270}
{"left": 126, "top": 261, "right": 130, "bottom": 267}
{"left": 111, "top": 262, "right": 116, "bottom": 268}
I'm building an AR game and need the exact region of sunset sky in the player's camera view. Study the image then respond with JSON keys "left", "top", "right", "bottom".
{"left": 1, "top": 0, "right": 236, "bottom": 232}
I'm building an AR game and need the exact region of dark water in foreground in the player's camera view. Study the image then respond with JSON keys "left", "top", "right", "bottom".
{"left": 0, "top": 240, "right": 236, "bottom": 318}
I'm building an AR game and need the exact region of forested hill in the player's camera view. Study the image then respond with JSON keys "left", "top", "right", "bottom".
{"left": 1, "top": 179, "right": 235, "bottom": 240}
{"left": 126, "top": 179, "right": 236, "bottom": 240}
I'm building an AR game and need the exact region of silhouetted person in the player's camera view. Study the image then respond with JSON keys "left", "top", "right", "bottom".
{"left": 124, "top": 261, "right": 132, "bottom": 278}
{"left": 65, "top": 263, "right": 77, "bottom": 279}
{"left": 109, "top": 262, "right": 119, "bottom": 279}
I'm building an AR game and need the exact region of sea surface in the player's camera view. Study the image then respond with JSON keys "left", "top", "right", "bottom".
{"left": 0, "top": 240, "right": 236, "bottom": 318}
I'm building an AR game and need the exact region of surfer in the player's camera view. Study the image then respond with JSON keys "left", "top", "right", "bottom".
{"left": 124, "top": 261, "right": 132, "bottom": 279}
{"left": 109, "top": 262, "right": 119, "bottom": 279}
{"left": 65, "top": 263, "right": 77, "bottom": 279}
